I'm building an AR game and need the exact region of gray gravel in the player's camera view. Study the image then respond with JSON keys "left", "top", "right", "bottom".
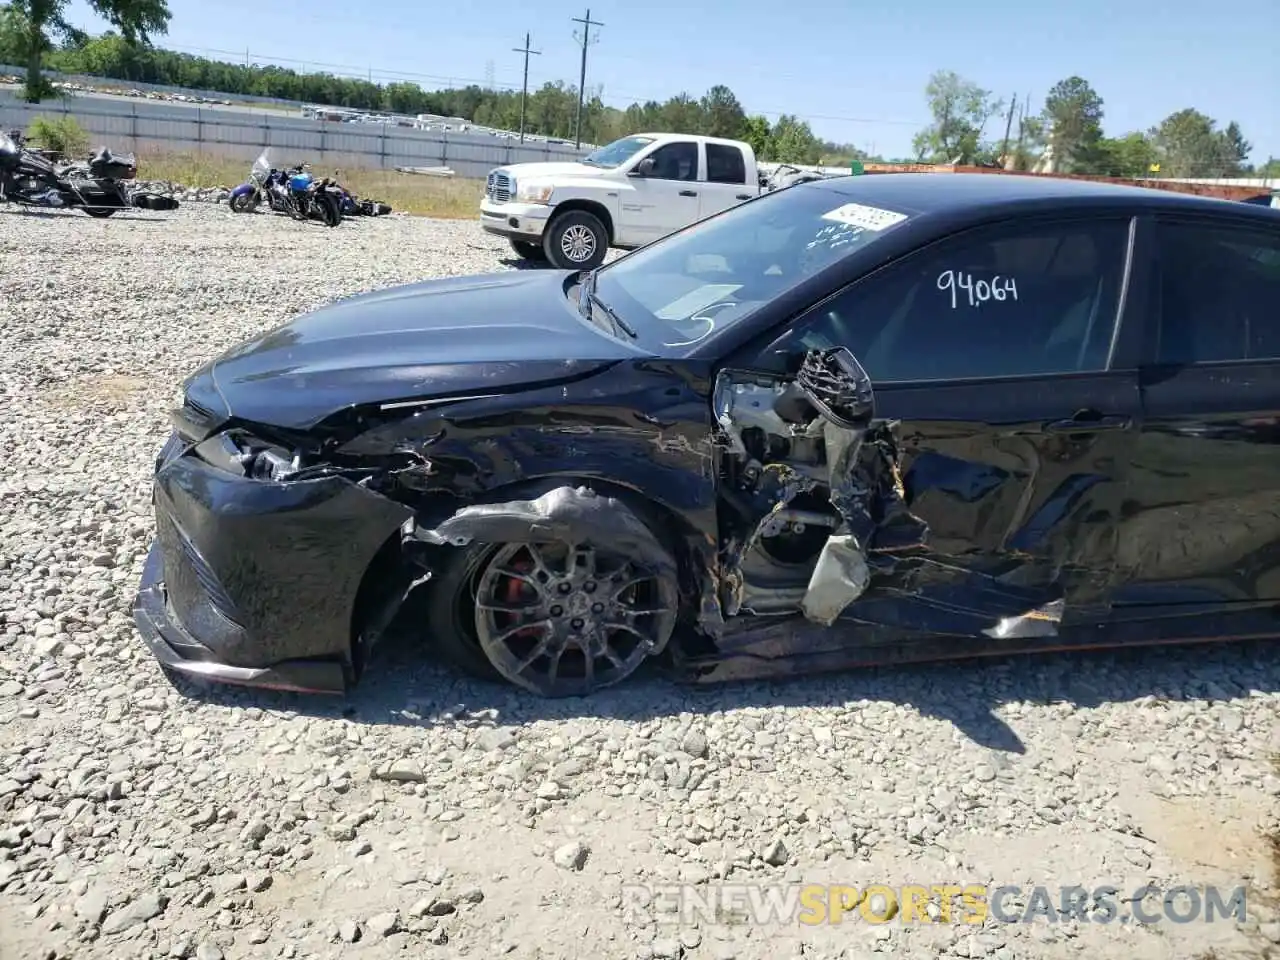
{"left": 2, "top": 202, "right": 1280, "bottom": 960}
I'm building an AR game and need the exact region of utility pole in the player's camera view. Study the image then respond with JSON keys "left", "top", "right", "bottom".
{"left": 571, "top": 8, "right": 604, "bottom": 148}
{"left": 513, "top": 33, "right": 541, "bottom": 144}
{"left": 999, "top": 93, "right": 1017, "bottom": 168}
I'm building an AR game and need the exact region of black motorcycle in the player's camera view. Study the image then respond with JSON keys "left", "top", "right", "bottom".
{"left": 0, "top": 131, "right": 179, "bottom": 217}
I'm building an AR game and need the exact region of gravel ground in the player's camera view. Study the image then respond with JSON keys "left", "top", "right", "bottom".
{"left": 2, "top": 202, "right": 1280, "bottom": 960}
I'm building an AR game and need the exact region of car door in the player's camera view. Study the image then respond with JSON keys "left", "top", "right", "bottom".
{"left": 732, "top": 213, "right": 1141, "bottom": 640}
{"left": 699, "top": 143, "right": 755, "bottom": 220}
{"left": 620, "top": 140, "right": 702, "bottom": 245}
{"left": 1118, "top": 214, "right": 1280, "bottom": 610}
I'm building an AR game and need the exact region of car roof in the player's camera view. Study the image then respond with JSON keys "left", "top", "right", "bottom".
{"left": 802, "top": 172, "right": 1280, "bottom": 222}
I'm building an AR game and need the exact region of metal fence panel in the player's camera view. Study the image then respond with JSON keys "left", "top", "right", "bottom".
{"left": 0, "top": 89, "right": 590, "bottom": 177}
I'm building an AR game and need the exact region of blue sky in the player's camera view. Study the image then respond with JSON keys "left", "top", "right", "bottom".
{"left": 65, "top": 0, "right": 1278, "bottom": 162}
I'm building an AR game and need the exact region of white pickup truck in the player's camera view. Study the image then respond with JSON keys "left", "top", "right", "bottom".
{"left": 480, "top": 133, "right": 763, "bottom": 270}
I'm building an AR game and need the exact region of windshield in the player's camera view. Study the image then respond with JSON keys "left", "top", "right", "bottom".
{"left": 581, "top": 136, "right": 655, "bottom": 168}
{"left": 251, "top": 150, "right": 271, "bottom": 179}
{"left": 0, "top": 131, "right": 16, "bottom": 156}
{"left": 590, "top": 185, "right": 911, "bottom": 354}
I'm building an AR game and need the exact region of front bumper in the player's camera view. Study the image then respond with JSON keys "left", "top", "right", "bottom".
{"left": 132, "top": 433, "right": 412, "bottom": 694}
{"left": 480, "top": 199, "right": 552, "bottom": 241}
{"left": 134, "top": 543, "right": 349, "bottom": 693}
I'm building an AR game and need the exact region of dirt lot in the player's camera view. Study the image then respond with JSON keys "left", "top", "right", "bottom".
{"left": 1, "top": 202, "right": 1279, "bottom": 960}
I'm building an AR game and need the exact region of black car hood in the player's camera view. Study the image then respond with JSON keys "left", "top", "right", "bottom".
{"left": 185, "top": 270, "right": 639, "bottom": 431}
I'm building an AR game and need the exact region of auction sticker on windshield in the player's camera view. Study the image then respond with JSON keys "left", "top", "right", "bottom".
{"left": 820, "top": 203, "right": 908, "bottom": 232}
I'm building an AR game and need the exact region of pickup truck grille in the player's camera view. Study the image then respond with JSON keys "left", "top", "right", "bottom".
{"left": 486, "top": 171, "right": 512, "bottom": 203}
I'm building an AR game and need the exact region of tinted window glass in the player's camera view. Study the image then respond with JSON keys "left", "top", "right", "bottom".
{"left": 1154, "top": 220, "right": 1280, "bottom": 364}
{"left": 706, "top": 144, "right": 747, "bottom": 184}
{"left": 647, "top": 142, "right": 698, "bottom": 181}
{"left": 754, "top": 218, "right": 1131, "bottom": 381}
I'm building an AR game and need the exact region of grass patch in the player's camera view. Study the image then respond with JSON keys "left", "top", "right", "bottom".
{"left": 134, "top": 149, "right": 484, "bottom": 219}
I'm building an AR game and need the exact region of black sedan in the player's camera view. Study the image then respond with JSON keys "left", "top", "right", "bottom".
{"left": 134, "top": 173, "right": 1280, "bottom": 697}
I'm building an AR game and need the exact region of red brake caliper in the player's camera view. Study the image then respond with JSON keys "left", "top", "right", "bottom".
{"left": 504, "top": 552, "right": 542, "bottom": 640}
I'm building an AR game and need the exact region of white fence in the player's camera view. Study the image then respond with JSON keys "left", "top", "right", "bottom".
{"left": 0, "top": 89, "right": 590, "bottom": 178}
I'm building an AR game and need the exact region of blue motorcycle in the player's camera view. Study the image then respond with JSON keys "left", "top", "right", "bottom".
{"left": 230, "top": 151, "right": 342, "bottom": 226}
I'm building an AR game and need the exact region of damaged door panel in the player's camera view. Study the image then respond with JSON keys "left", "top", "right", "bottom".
{"left": 705, "top": 347, "right": 1142, "bottom": 659}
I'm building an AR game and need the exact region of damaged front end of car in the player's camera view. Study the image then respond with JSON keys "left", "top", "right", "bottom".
{"left": 138, "top": 340, "right": 1076, "bottom": 698}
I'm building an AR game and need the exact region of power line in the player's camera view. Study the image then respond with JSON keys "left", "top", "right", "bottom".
{"left": 512, "top": 33, "right": 542, "bottom": 144}
{"left": 570, "top": 8, "right": 604, "bottom": 148}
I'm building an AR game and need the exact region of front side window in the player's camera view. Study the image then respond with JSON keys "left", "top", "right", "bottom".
{"left": 645, "top": 142, "right": 698, "bottom": 182}
{"left": 1153, "top": 219, "right": 1280, "bottom": 364}
{"left": 752, "top": 218, "right": 1132, "bottom": 382}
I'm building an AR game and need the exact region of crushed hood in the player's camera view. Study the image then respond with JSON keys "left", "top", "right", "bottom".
{"left": 187, "top": 270, "right": 637, "bottom": 431}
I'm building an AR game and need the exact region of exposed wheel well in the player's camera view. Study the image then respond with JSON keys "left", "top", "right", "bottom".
{"left": 548, "top": 201, "right": 614, "bottom": 244}
{"left": 346, "top": 476, "right": 707, "bottom": 675}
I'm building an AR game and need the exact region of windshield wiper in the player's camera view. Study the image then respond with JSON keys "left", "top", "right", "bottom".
{"left": 579, "top": 271, "right": 636, "bottom": 339}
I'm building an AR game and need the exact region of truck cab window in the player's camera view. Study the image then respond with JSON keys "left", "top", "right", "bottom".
{"left": 647, "top": 142, "right": 698, "bottom": 182}
{"left": 706, "top": 144, "right": 747, "bottom": 184}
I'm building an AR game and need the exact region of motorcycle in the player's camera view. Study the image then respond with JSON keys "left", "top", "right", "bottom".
{"left": 232, "top": 151, "right": 343, "bottom": 226}
{"left": 280, "top": 162, "right": 343, "bottom": 227}
{"left": 228, "top": 150, "right": 274, "bottom": 213}
{"left": 0, "top": 131, "right": 179, "bottom": 217}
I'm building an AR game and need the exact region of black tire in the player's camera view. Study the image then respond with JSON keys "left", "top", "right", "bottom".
{"left": 229, "top": 193, "right": 258, "bottom": 213}
{"left": 509, "top": 239, "right": 548, "bottom": 262}
{"left": 84, "top": 207, "right": 116, "bottom": 218}
{"left": 542, "top": 210, "right": 608, "bottom": 271}
{"left": 424, "top": 542, "right": 507, "bottom": 684}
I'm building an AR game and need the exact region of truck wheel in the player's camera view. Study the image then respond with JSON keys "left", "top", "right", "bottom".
{"left": 543, "top": 210, "right": 607, "bottom": 271}
{"left": 509, "top": 239, "right": 548, "bottom": 262}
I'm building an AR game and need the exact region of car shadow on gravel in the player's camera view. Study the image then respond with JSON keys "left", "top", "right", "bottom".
{"left": 496, "top": 256, "right": 553, "bottom": 270}
{"left": 164, "top": 615, "right": 1280, "bottom": 755}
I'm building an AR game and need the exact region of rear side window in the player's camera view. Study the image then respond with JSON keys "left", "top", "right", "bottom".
{"left": 1154, "top": 220, "right": 1280, "bottom": 364}
{"left": 706, "top": 144, "right": 747, "bottom": 185}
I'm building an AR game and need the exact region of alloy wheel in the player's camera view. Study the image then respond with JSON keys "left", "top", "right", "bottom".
{"left": 473, "top": 541, "right": 677, "bottom": 696}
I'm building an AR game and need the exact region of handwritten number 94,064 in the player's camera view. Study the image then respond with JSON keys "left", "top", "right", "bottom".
{"left": 936, "top": 270, "right": 1018, "bottom": 309}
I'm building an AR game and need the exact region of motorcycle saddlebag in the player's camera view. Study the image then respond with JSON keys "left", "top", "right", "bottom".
{"left": 88, "top": 152, "right": 137, "bottom": 180}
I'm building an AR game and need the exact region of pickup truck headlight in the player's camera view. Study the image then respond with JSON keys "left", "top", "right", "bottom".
{"left": 515, "top": 182, "right": 554, "bottom": 204}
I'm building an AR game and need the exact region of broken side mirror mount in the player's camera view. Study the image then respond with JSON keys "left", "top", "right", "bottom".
{"left": 796, "top": 347, "right": 874, "bottom": 429}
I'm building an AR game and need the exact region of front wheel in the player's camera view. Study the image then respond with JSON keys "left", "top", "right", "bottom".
{"left": 543, "top": 210, "right": 608, "bottom": 271}
{"left": 229, "top": 192, "right": 259, "bottom": 213}
{"left": 426, "top": 538, "right": 678, "bottom": 697}
{"left": 83, "top": 207, "right": 116, "bottom": 218}
{"left": 509, "top": 238, "right": 548, "bottom": 262}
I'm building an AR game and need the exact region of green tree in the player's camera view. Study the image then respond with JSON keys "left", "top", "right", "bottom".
{"left": 3, "top": 0, "right": 168, "bottom": 102}
{"left": 1258, "top": 157, "right": 1280, "bottom": 179}
{"left": 699, "top": 84, "right": 746, "bottom": 139}
{"left": 1096, "top": 131, "right": 1158, "bottom": 178}
{"left": 660, "top": 92, "right": 704, "bottom": 134}
{"left": 741, "top": 114, "right": 772, "bottom": 159}
{"left": 1150, "top": 108, "right": 1253, "bottom": 178}
{"left": 770, "top": 114, "right": 820, "bottom": 164}
{"left": 912, "top": 70, "right": 1002, "bottom": 164}
{"left": 1042, "top": 76, "right": 1105, "bottom": 173}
